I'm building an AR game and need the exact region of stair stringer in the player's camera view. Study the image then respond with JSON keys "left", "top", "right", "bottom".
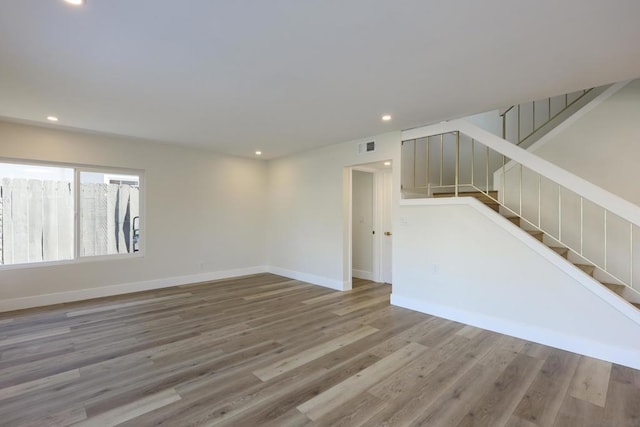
{"left": 393, "top": 196, "right": 640, "bottom": 369}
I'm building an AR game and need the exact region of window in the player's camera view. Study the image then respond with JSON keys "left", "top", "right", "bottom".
{"left": 80, "top": 172, "right": 141, "bottom": 256}
{"left": 0, "top": 160, "right": 142, "bottom": 267}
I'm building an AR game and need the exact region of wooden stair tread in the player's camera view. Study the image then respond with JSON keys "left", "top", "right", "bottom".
{"left": 575, "top": 264, "right": 595, "bottom": 275}
{"left": 433, "top": 191, "right": 498, "bottom": 205}
{"left": 633, "top": 303, "right": 640, "bottom": 309}
{"left": 433, "top": 191, "right": 498, "bottom": 197}
{"left": 526, "top": 230, "right": 544, "bottom": 241}
{"left": 603, "top": 283, "right": 626, "bottom": 296}
{"left": 550, "top": 246, "right": 569, "bottom": 257}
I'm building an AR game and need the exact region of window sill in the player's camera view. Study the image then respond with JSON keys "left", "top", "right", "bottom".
{"left": 0, "top": 252, "right": 145, "bottom": 271}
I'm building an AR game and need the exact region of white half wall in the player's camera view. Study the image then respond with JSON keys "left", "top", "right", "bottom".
{"left": 0, "top": 120, "right": 268, "bottom": 309}
{"left": 392, "top": 198, "right": 640, "bottom": 369}
{"left": 266, "top": 131, "right": 401, "bottom": 290}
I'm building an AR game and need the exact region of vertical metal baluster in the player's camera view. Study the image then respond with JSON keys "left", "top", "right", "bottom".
{"left": 548, "top": 97, "right": 551, "bottom": 122}
{"left": 455, "top": 131, "right": 460, "bottom": 197}
{"left": 518, "top": 104, "right": 521, "bottom": 143}
{"left": 604, "top": 210, "right": 608, "bottom": 270}
{"left": 502, "top": 113, "right": 506, "bottom": 140}
{"left": 485, "top": 145, "right": 489, "bottom": 194}
{"left": 630, "top": 223, "right": 634, "bottom": 288}
{"left": 580, "top": 197, "right": 584, "bottom": 255}
{"left": 502, "top": 155, "right": 506, "bottom": 204}
{"left": 471, "top": 138, "right": 475, "bottom": 188}
{"left": 413, "top": 139, "right": 416, "bottom": 190}
{"left": 565, "top": 93, "right": 568, "bottom": 108}
{"left": 558, "top": 185, "right": 562, "bottom": 242}
{"left": 426, "top": 136, "right": 430, "bottom": 191}
{"left": 519, "top": 164, "right": 523, "bottom": 216}
{"left": 538, "top": 174, "right": 541, "bottom": 228}
{"left": 440, "top": 133, "right": 443, "bottom": 188}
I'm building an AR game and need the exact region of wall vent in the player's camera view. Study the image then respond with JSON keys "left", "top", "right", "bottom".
{"left": 357, "top": 141, "right": 376, "bottom": 154}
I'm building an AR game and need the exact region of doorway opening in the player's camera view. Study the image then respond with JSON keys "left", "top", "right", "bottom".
{"left": 347, "top": 160, "right": 393, "bottom": 290}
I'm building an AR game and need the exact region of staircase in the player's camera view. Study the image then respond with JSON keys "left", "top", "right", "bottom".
{"left": 397, "top": 86, "right": 640, "bottom": 369}
{"left": 448, "top": 190, "right": 640, "bottom": 311}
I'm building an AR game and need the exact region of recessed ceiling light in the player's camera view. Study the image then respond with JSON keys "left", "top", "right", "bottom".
{"left": 384, "top": 161, "right": 391, "bottom": 166}
{"left": 255, "top": 151, "right": 262, "bottom": 156}
{"left": 47, "top": 116, "right": 59, "bottom": 122}
{"left": 64, "top": 0, "right": 85, "bottom": 5}
{"left": 382, "top": 115, "right": 392, "bottom": 122}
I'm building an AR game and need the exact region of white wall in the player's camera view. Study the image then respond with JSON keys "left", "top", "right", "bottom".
{"left": 266, "top": 132, "right": 401, "bottom": 290}
{"left": 0, "top": 120, "right": 267, "bottom": 309}
{"left": 392, "top": 199, "right": 640, "bottom": 369}
{"left": 351, "top": 170, "right": 373, "bottom": 279}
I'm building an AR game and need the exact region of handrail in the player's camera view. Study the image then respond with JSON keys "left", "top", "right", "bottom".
{"left": 500, "top": 89, "right": 593, "bottom": 146}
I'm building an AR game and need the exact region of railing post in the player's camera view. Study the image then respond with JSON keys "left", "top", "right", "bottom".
{"left": 604, "top": 210, "right": 608, "bottom": 270}
{"left": 580, "top": 197, "right": 584, "bottom": 255}
{"left": 519, "top": 164, "right": 523, "bottom": 216}
{"left": 455, "top": 131, "right": 460, "bottom": 197}
{"left": 517, "top": 104, "right": 521, "bottom": 143}
{"left": 538, "top": 174, "right": 541, "bottom": 228}
{"left": 502, "top": 113, "right": 506, "bottom": 140}
{"left": 440, "top": 134, "right": 444, "bottom": 188}
{"left": 631, "top": 223, "right": 634, "bottom": 288}
{"left": 471, "top": 138, "right": 475, "bottom": 187}
{"left": 558, "top": 184, "right": 562, "bottom": 242}
{"left": 532, "top": 100, "right": 536, "bottom": 133}
{"left": 413, "top": 139, "right": 417, "bottom": 190}
{"left": 426, "top": 137, "right": 430, "bottom": 190}
{"left": 485, "top": 145, "right": 489, "bottom": 193}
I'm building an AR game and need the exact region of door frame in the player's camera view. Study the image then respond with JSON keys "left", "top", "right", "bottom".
{"left": 345, "top": 162, "right": 392, "bottom": 288}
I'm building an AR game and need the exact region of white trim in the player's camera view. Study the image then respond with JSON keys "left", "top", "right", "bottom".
{"left": 400, "top": 196, "right": 640, "bottom": 324}
{"left": 402, "top": 117, "right": 640, "bottom": 227}
{"left": 390, "top": 294, "right": 640, "bottom": 370}
{"left": 344, "top": 167, "right": 353, "bottom": 289}
{"left": 0, "top": 252, "right": 144, "bottom": 271}
{"left": 0, "top": 266, "right": 268, "bottom": 312}
{"left": 352, "top": 269, "right": 374, "bottom": 280}
{"left": 268, "top": 266, "right": 347, "bottom": 291}
{"left": 372, "top": 171, "right": 382, "bottom": 282}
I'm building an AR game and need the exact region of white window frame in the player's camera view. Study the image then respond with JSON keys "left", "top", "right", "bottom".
{"left": 0, "top": 157, "right": 145, "bottom": 270}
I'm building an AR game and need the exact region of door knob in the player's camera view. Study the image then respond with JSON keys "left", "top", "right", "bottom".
{"left": 384, "top": 231, "right": 392, "bottom": 236}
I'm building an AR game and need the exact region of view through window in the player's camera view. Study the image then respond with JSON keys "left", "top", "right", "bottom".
{"left": 0, "top": 161, "right": 142, "bottom": 266}
{"left": 80, "top": 172, "right": 141, "bottom": 256}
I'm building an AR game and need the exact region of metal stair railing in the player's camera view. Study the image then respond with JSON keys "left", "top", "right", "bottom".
{"left": 500, "top": 89, "right": 593, "bottom": 146}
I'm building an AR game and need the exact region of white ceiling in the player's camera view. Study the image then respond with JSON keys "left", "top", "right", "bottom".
{"left": 1, "top": 1, "right": 639, "bottom": 159}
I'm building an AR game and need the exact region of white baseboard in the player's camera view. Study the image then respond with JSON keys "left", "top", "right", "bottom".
{"left": 267, "top": 266, "right": 346, "bottom": 291}
{"left": 352, "top": 269, "right": 374, "bottom": 281}
{"left": 0, "top": 266, "right": 269, "bottom": 312}
{"left": 391, "top": 294, "right": 640, "bottom": 370}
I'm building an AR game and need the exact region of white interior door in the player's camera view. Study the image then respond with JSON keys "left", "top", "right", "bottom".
{"left": 380, "top": 171, "right": 393, "bottom": 284}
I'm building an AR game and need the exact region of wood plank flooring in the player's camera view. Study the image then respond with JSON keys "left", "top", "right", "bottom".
{"left": 0, "top": 274, "right": 639, "bottom": 426}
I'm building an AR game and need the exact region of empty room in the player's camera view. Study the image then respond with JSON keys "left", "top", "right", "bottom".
{"left": 2, "top": 1, "right": 640, "bottom": 426}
